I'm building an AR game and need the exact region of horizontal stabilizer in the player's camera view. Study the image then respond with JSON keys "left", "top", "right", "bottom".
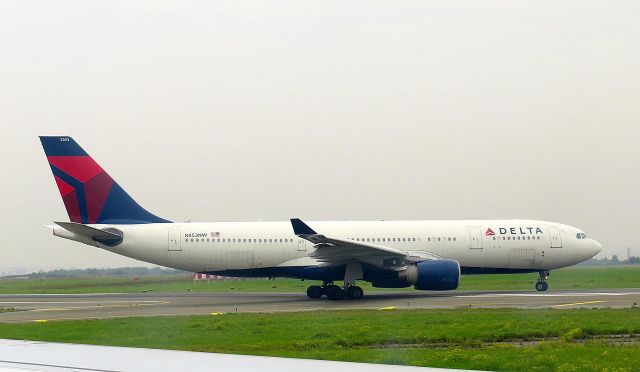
{"left": 54, "top": 221, "right": 122, "bottom": 240}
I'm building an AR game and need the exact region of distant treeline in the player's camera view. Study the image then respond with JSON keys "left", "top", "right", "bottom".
{"left": 578, "top": 256, "right": 640, "bottom": 266}
{"left": 8, "top": 267, "right": 188, "bottom": 278}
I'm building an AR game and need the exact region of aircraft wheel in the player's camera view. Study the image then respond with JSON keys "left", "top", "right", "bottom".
{"left": 346, "top": 286, "right": 364, "bottom": 300}
{"left": 326, "top": 285, "right": 345, "bottom": 300}
{"left": 306, "top": 285, "right": 323, "bottom": 299}
{"left": 535, "top": 281, "right": 548, "bottom": 291}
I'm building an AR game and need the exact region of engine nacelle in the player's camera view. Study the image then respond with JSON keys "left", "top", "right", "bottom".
{"left": 398, "top": 259, "right": 460, "bottom": 291}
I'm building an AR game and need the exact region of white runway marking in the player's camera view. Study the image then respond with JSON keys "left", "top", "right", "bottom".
{"left": 456, "top": 291, "right": 640, "bottom": 298}
{"left": 0, "top": 301, "right": 166, "bottom": 305}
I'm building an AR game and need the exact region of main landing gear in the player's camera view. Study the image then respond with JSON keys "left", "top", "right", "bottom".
{"left": 535, "top": 270, "right": 549, "bottom": 291}
{"left": 306, "top": 282, "right": 364, "bottom": 300}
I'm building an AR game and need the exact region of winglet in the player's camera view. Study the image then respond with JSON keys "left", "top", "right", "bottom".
{"left": 290, "top": 218, "right": 317, "bottom": 235}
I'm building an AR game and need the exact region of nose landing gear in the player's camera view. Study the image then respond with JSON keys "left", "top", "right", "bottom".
{"left": 535, "top": 271, "right": 549, "bottom": 291}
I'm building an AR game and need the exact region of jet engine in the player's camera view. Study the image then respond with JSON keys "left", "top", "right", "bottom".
{"left": 398, "top": 259, "right": 460, "bottom": 290}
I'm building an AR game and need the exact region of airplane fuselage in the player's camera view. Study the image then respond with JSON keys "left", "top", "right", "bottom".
{"left": 53, "top": 219, "right": 602, "bottom": 284}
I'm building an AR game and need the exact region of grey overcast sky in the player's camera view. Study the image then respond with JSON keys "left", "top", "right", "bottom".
{"left": 1, "top": 1, "right": 638, "bottom": 271}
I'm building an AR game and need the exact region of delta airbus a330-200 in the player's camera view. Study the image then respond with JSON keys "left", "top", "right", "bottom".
{"left": 40, "top": 136, "right": 602, "bottom": 300}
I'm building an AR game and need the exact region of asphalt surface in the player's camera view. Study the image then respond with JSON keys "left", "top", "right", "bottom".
{"left": 0, "top": 289, "right": 638, "bottom": 323}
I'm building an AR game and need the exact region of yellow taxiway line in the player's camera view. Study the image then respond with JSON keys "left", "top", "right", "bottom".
{"left": 552, "top": 300, "right": 605, "bottom": 307}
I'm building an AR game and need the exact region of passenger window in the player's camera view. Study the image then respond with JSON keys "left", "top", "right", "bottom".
{"left": 453, "top": 237, "right": 456, "bottom": 241}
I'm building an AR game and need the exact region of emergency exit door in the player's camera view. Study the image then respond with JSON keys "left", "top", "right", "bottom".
{"left": 298, "top": 238, "right": 306, "bottom": 251}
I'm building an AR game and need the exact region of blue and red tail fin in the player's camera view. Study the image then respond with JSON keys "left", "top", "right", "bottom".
{"left": 39, "top": 136, "right": 171, "bottom": 224}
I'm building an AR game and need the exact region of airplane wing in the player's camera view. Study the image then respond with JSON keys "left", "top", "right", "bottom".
{"left": 0, "top": 339, "right": 442, "bottom": 372}
{"left": 290, "top": 218, "right": 438, "bottom": 267}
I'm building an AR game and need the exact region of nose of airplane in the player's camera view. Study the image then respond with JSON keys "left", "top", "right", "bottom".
{"left": 589, "top": 239, "right": 603, "bottom": 258}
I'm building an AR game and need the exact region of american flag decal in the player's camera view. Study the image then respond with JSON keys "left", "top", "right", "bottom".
{"left": 211, "top": 232, "right": 220, "bottom": 237}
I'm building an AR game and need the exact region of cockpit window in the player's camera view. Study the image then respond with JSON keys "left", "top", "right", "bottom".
{"left": 576, "top": 233, "right": 588, "bottom": 239}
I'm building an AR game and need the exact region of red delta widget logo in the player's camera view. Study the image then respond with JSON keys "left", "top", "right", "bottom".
{"left": 485, "top": 227, "right": 543, "bottom": 236}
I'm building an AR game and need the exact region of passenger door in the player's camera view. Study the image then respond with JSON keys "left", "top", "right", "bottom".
{"left": 467, "top": 227, "right": 485, "bottom": 267}
{"left": 549, "top": 227, "right": 562, "bottom": 248}
{"left": 168, "top": 229, "right": 181, "bottom": 251}
{"left": 469, "top": 227, "right": 483, "bottom": 249}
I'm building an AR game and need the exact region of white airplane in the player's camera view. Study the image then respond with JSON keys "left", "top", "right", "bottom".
{"left": 40, "top": 136, "right": 602, "bottom": 300}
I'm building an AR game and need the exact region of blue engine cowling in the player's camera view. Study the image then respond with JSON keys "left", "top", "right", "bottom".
{"left": 412, "top": 259, "right": 460, "bottom": 290}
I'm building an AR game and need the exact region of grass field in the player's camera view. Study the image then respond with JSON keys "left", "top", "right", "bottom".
{"left": 1, "top": 308, "right": 638, "bottom": 370}
{"left": 0, "top": 266, "right": 638, "bottom": 294}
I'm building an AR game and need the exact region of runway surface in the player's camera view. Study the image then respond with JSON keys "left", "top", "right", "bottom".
{"left": 1, "top": 289, "right": 638, "bottom": 323}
